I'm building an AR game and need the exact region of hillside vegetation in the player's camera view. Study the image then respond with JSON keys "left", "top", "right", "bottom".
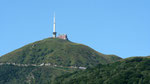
{"left": 55, "top": 57, "right": 150, "bottom": 84}
{"left": 0, "top": 38, "right": 121, "bottom": 67}
{"left": 1, "top": 57, "right": 149, "bottom": 84}
{"left": 0, "top": 64, "right": 77, "bottom": 84}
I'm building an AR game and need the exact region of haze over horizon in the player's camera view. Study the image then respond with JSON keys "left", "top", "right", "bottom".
{"left": 0, "top": 0, "right": 150, "bottom": 58}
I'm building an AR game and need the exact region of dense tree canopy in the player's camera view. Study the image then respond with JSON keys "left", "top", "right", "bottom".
{"left": 55, "top": 57, "right": 150, "bottom": 84}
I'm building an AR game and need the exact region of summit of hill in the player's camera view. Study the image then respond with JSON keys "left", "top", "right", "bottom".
{"left": 0, "top": 38, "right": 121, "bottom": 67}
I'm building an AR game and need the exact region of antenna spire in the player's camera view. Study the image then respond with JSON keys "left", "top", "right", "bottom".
{"left": 53, "top": 12, "right": 56, "bottom": 38}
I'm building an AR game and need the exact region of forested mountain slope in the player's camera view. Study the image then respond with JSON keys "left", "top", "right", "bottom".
{"left": 55, "top": 57, "right": 150, "bottom": 84}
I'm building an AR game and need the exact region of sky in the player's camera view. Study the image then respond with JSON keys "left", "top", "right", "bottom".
{"left": 0, "top": 0, "right": 150, "bottom": 58}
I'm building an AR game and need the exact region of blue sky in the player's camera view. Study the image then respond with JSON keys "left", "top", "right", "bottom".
{"left": 0, "top": 0, "right": 150, "bottom": 58}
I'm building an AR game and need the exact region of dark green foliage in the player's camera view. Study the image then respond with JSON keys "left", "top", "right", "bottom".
{"left": 0, "top": 38, "right": 121, "bottom": 67}
{"left": 0, "top": 56, "right": 150, "bottom": 84}
{"left": 0, "top": 65, "right": 77, "bottom": 84}
{"left": 55, "top": 57, "right": 150, "bottom": 84}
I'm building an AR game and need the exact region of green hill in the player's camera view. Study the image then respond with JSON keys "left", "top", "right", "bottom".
{"left": 55, "top": 57, "right": 150, "bottom": 84}
{"left": 0, "top": 38, "right": 121, "bottom": 67}
{"left": 0, "top": 38, "right": 121, "bottom": 84}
